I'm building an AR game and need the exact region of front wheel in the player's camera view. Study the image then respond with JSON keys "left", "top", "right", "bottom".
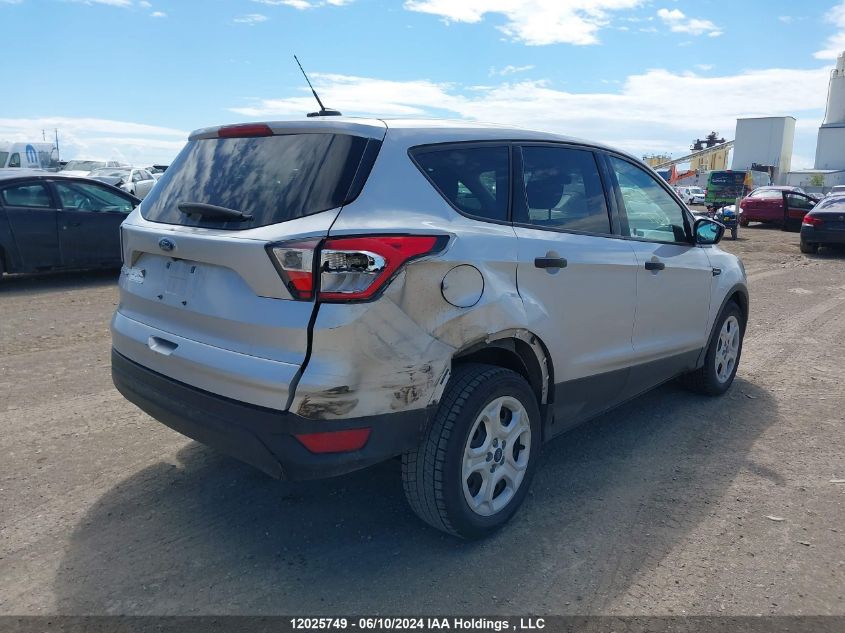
{"left": 680, "top": 302, "right": 745, "bottom": 396}
{"left": 402, "top": 363, "right": 541, "bottom": 539}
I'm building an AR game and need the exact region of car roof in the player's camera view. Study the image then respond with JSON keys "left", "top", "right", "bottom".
{"left": 188, "top": 117, "right": 638, "bottom": 161}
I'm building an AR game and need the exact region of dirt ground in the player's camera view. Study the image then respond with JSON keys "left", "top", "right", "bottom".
{"left": 1, "top": 223, "right": 843, "bottom": 616}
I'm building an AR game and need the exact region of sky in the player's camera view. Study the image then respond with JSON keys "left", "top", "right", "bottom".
{"left": 2, "top": 0, "right": 845, "bottom": 168}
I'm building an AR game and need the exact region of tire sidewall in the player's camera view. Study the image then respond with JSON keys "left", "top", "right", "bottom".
{"left": 441, "top": 372, "right": 541, "bottom": 538}
{"left": 703, "top": 302, "right": 745, "bottom": 394}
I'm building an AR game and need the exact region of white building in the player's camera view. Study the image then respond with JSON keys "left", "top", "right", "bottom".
{"left": 814, "top": 51, "right": 845, "bottom": 170}
{"left": 731, "top": 116, "right": 795, "bottom": 184}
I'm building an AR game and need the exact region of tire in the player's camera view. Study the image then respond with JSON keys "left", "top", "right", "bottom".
{"left": 402, "top": 363, "right": 541, "bottom": 539}
{"left": 730, "top": 226, "right": 738, "bottom": 240}
{"left": 800, "top": 240, "right": 819, "bottom": 254}
{"left": 680, "top": 302, "right": 745, "bottom": 396}
{"left": 740, "top": 217, "right": 749, "bottom": 227}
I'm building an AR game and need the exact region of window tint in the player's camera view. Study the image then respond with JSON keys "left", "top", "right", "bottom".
{"left": 609, "top": 156, "right": 688, "bottom": 243}
{"left": 1, "top": 183, "right": 51, "bottom": 207}
{"left": 8, "top": 153, "right": 20, "bottom": 168}
{"left": 56, "top": 182, "right": 134, "bottom": 214}
{"left": 142, "top": 133, "right": 372, "bottom": 229}
{"left": 413, "top": 145, "right": 509, "bottom": 222}
{"left": 518, "top": 146, "right": 609, "bottom": 233}
{"left": 0, "top": 152, "right": 8, "bottom": 167}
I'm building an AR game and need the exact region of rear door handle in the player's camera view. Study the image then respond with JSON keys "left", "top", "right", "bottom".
{"left": 644, "top": 261, "right": 665, "bottom": 271}
{"left": 534, "top": 257, "right": 567, "bottom": 269}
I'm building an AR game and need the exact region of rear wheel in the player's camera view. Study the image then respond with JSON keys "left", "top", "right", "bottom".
{"left": 740, "top": 217, "right": 749, "bottom": 227}
{"left": 680, "top": 302, "right": 744, "bottom": 396}
{"left": 402, "top": 363, "right": 541, "bottom": 539}
{"left": 800, "top": 240, "right": 819, "bottom": 254}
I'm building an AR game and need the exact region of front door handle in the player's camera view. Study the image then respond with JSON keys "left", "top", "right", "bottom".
{"left": 534, "top": 257, "right": 568, "bottom": 269}
{"left": 644, "top": 261, "right": 665, "bottom": 271}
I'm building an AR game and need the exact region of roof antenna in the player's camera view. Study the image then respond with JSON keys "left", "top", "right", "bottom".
{"left": 294, "top": 55, "right": 342, "bottom": 118}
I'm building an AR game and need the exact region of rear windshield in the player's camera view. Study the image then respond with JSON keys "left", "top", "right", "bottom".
{"left": 141, "top": 133, "right": 372, "bottom": 229}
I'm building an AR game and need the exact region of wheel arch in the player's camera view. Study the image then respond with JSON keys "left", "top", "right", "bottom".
{"left": 451, "top": 329, "right": 553, "bottom": 411}
{"left": 696, "top": 283, "right": 748, "bottom": 369}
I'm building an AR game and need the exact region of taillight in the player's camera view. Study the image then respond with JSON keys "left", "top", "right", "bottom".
{"left": 267, "top": 235, "right": 447, "bottom": 302}
{"left": 217, "top": 123, "right": 273, "bottom": 138}
{"left": 803, "top": 215, "right": 823, "bottom": 227}
{"left": 267, "top": 239, "right": 320, "bottom": 300}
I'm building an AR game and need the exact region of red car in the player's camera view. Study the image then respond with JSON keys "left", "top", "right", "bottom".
{"left": 738, "top": 186, "right": 818, "bottom": 230}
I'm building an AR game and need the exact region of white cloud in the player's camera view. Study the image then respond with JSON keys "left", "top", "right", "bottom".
{"left": 489, "top": 64, "right": 535, "bottom": 77}
{"left": 695, "top": 63, "right": 714, "bottom": 71}
{"left": 778, "top": 15, "right": 793, "bottom": 24}
{"left": 252, "top": 0, "right": 352, "bottom": 8}
{"left": 228, "top": 65, "right": 830, "bottom": 161}
{"left": 150, "top": 10, "right": 165, "bottom": 17}
{"left": 138, "top": 0, "right": 151, "bottom": 7}
{"left": 657, "top": 8, "right": 722, "bottom": 37}
{"left": 0, "top": 117, "right": 187, "bottom": 165}
{"left": 815, "top": 1, "right": 845, "bottom": 59}
{"left": 68, "top": 0, "right": 133, "bottom": 6}
{"left": 403, "top": 0, "right": 645, "bottom": 46}
{"left": 233, "top": 13, "right": 268, "bottom": 24}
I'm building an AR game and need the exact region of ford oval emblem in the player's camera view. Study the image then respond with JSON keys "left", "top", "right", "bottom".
{"left": 158, "top": 238, "right": 175, "bottom": 252}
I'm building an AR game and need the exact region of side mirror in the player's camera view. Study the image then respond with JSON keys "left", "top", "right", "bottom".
{"left": 694, "top": 217, "right": 725, "bottom": 245}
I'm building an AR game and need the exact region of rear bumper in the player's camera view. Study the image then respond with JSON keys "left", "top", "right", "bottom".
{"left": 801, "top": 227, "right": 845, "bottom": 245}
{"left": 112, "top": 349, "right": 432, "bottom": 480}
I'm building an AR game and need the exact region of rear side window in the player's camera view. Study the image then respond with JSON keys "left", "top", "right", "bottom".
{"left": 1, "top": 183, "right": 52, "bottom": 207}
{"left": 412, "top": 145, "right": 509, "bottom": 222}
{"left": 517, "top": 146, "right": 610, "bottom": 233}
{"left": 141, "top": 133, "right": 373, "bottom": 229}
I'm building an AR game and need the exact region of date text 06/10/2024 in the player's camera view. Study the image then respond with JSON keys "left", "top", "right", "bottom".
{"left": 289, "top": 618, "right": 546, "bottom": 631}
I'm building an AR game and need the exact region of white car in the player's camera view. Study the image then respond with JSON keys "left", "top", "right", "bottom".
{"left": 676, "top": 186, "right": 706, "bottom": 205}
{"left": 89, "top": 167, "right": 157, "bottom": 199}
{"left": 61, "top": 159, "right": 129, "bottom": 177}
{"left": 112, "top": 118, "right": 749, "bottom": 538}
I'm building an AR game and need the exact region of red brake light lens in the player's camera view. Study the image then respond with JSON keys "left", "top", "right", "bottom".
{"left": 218, "top": 123, "right": 273, "bottom": 138}
{"left": 803, "top": 215, "right": 823, "bottom": 227}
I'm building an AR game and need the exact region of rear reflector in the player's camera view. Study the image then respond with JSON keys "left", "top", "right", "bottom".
{"left": 218, "top": 123, "right": 273, "bottom": 138}
{"left": 294, "top": 428, "right": 371, "bottom": 453}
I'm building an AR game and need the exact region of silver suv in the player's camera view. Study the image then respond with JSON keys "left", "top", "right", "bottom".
{"left": 111, "top": 118, "right": 748, "bottom": 538}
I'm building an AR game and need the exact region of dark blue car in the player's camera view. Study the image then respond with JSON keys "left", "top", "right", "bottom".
{"left": 0, "top": 171, "right": 139, "bottom": 275}
{"left": 800, "top": 194, "right": 845, "bottom": 254}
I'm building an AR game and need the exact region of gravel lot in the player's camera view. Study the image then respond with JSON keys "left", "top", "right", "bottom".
{"left": 1, "top": 223, "right": 843, "bottom": 616}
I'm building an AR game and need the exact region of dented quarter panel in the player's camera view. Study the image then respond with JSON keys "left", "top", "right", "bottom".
{"left": 289, "top": 127, "right": 547, "bottom": 419}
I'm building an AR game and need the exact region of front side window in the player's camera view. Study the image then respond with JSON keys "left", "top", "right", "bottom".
{"left": 56, "top": 181, "right": 134, "bottom": 214}
{"left": 8, "top": 153, "right": 20, "bottom": 168}
{"left": 609, "top": 156, "right": 688, "bottom": 243}
{"left": 0, "top": 183, "right": 51, "bottom": 207}
{"left": 517, "top": 146, "right": 609, "bottom": 233}
{"left": 412, "top": 145, "right": 509, "bottom": 222}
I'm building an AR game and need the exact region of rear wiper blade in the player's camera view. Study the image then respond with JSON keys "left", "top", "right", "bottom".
{"left": 178, "top": 202, "right": 253, "bottom": 221}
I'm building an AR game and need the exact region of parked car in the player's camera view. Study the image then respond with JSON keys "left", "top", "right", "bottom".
{"left": 676, "top": 186, "right": 705, "bottom": 205}
{"left": 738, "top": 186, "right": 819, "bottom": 230}
{"left": 822, "top": 185, "right": 845, "bottom": 199}
{"left": 146, "top": 164, "right": 169, "bottom": 179}
{"left": 110, "top": 119, "right": 748, "bottom": 538}
{"left": 61, "top": 159, "right": 129, "bottom": 177}
{"left": 800, "top": 194, "right": 845, "bottom": 253}
{"left": 0, "top": 173, "right": 139, "bottom": 275}
{"left": 90, "top": 167, "right": 157, "bottom": 199}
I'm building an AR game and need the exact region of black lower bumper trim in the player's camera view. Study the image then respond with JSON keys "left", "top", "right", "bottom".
{"left": 111, "top": 349, "right": 432, "bottom": 481}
